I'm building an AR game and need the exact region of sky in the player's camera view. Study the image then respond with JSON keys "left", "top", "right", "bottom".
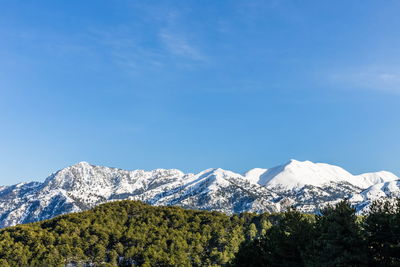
{"left": 1, "top": 0, "right": 400, "bottom": 185}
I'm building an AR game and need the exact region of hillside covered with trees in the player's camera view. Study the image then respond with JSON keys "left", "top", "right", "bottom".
{"left": 0, "top": 200, "right": 268, "bottom": 266}
{"left": 0, "top": 199, "right": 400, "bottom": 266}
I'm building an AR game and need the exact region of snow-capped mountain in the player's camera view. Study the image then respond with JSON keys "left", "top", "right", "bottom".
{"left": 244, "top": 160, "right": 398, "bottom": 189}
{"left": 0, "top": 160, "right": 398, "bottom": 227}
{"left": 349, "top": 180, "right": 400, "bottom": 210}
{"left": 243, "top": 160, "right": 398, "bottom": 212}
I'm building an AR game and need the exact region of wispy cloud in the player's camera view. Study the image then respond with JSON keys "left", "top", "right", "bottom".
{"left": 328, "top": 66, "right": 400, "bottom": 93}
{"left": 88, "top": 26, "right": 207, "bottom": 76}
{"left": 9, "top": 2, "right": 209, "bottom": 75}
{"left": 84, "top": 3, "right": 208, "bottom": 74}
{"left": 158, "top": 29, "right": 206, "bottom": 62}
{"left": 89, "top": 26, "right": 166, "bottom": 72}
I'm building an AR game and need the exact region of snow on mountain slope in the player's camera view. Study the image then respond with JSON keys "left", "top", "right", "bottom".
{"left": 0, "top": 160, "right": 398, "bottom": 227}
{"left": 140, "top": 168, "right": 280, "bottom": 214}
{"left": 243, "top": 160, "right": 399, "bottom": 213}
{"left": 350, "top": 171, "right": 399, "bottom": 189}
{"left": 244, "top": 159, "right": 398, "bottom": 191}
{"left": 0, "top": 163, "right": 279, "bottom": 227}
{"left": 350, "top": 180, "right": 400, "bottom": 212}
{"left": 243, "top": 168, "right": 268, "bottom": 184}
{"left": 245, "top": 160, "right": 356, "bottom": 189}
{"left": 42, "top": 161, "right": 188, "bottom": 204}
{"left": 259, "top": 160, "right": 352, "bottom": 190}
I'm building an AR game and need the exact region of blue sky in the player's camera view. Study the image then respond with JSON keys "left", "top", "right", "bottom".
{"left": 1, "top": 0, "right": 400, "bottom": 184}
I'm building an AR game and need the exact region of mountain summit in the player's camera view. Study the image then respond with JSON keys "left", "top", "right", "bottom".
{"left": 245, "top": 159, "right": 398, "bottom": 189}
{"left": 0, "top": 160, "right": 398, "bottom": 227}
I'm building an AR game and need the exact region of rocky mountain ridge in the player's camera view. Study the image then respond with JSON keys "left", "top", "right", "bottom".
{"left": 0, "top": 160, "right": 398, "bottom": 227}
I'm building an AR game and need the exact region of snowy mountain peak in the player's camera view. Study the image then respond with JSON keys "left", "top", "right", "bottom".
{"left": 75, "top": 161, "right": 91, "bottom": 166}
{"left": 243, "top": 160, "right": 398, "bottom": 191}
{"left": 0, "top": 160, "right": 398, "bottom": 228}
{"left": 286, "top": 159, "right": 309, "bottom": 165}
{"left": 196, "top": 168, "right": 241, "bottom": 178}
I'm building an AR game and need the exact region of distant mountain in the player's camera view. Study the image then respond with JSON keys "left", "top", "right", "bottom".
{"left": 244, "top": 159, "right": 397, "bottom": 189}
{"left": 0, "top": 160, "right": 398, "bottom": 227}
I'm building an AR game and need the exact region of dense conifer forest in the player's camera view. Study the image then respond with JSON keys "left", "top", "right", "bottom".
{"left": 0, "top": 199, "right": 399, "bottom": 266}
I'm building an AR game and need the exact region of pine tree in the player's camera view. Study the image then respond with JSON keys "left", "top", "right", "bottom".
{"left": 312, "top": 200, "right": 367, "bottom": 266}
{"left": 246, "top": 223, "right": 258, "bottom": 240}
{"left": 233, "top": 208, "right": 313, "bottom": 267}
{"left": 364, "top": 198, "right": 400, "bottom": 266}
{"left": 231, "top": 238, "right": 267, "bottom": 267}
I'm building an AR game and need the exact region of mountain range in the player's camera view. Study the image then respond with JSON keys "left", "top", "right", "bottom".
{"left": 0, "top": 159, "right": 398, "bottom": 228}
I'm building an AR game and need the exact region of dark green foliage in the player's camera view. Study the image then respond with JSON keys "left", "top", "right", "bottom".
{"left": 234, "top": 200, "right": 400, "bottom": 267}
{"left": 231, "top": 237, "right": 267, "bottom": 267}
{"left": 363, "top": 199, "right": 400, "bottom": 266}
{"left": 0, "top": 200, "right": 265, "bottom": 267}
{"left": 233, "top": 209, "right": 314, "bottom": 267}
{"left": 312, "top": 200, "right": 367, "bottom": 266}
{"left": 1, "top": 199, "right": 400, "bottom": 266}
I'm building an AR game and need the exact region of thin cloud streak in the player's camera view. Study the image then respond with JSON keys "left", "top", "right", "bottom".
{"left": 89, "top": 27, "right": 167, "bottom": 73}
{"left": 328, "top": 66, "right": 400, "bottom": 94}
{"left": 159, "top": 29, "right": 207, "bottom": 62}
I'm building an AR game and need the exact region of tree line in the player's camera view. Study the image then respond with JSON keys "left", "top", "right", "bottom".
{"left": 0, "top": 199, "right": 399, "bottom": 266}
{"left": 234, "top": 199, "right": 400, "bottom": 267}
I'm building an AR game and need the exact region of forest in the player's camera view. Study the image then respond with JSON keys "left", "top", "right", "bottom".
{"left": 0, "top": 199, "right": 399, "bottom": 266}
